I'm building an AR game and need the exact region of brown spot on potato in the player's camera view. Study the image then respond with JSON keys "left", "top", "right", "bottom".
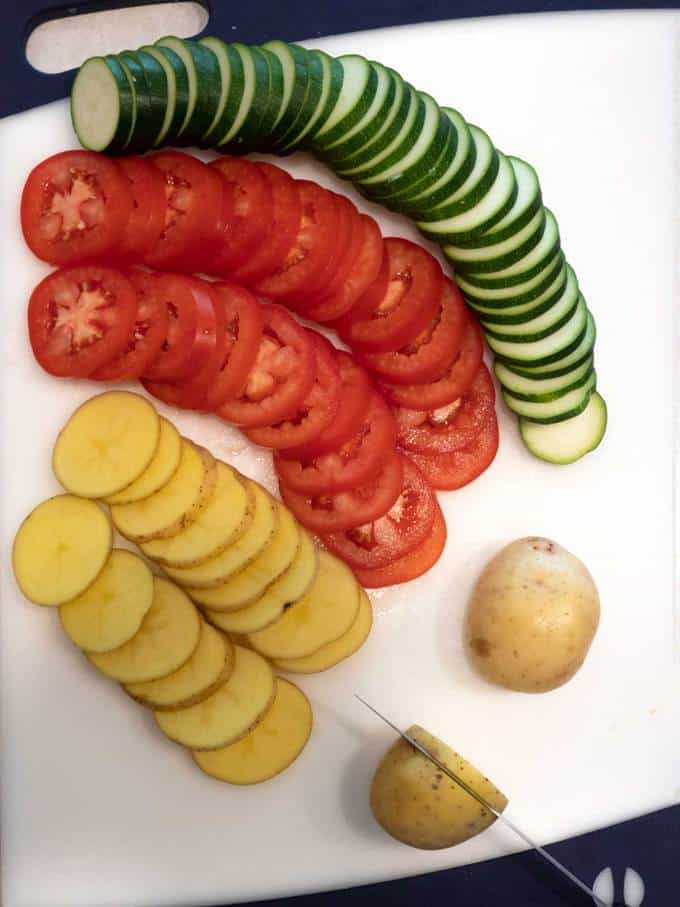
{"left": 470, "top": 637, "right": 492, "bottom": 657}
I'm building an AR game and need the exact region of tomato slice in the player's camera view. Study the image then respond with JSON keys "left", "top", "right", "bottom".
{"left": 21, "top": 151, "right": 133, "bottom": 266}
{"left": 244, "top": 334, "right": 341, "bottom": 449}
{"left": 279, "top": 451, "right": 404, "bottom": 533}
{"left": 114, "top": 156, "right": 166, "bottom": 262}
{"left": 321, "top": 456, "right": 437, "bottom": 569}
{"left": 139, "top": 273, "right": 198, "bottom": 381}
{"left": 273, "top": 391, "right": 397, "bottom": 495}
{"left": 216, "top": 304, "right": 316, "bottom": 428}
{"left": 337, "top": 238, "right": 443, "bottom": 353}
{"left": 296, "top": 192, "right": 356, "bottom": 306}
{"left": 278, "top": 350, "right": 372, "bottom": 461}
{"left": 202, "top": 282, "right": 264, "bottom": 410}
{"left": 352, "top": 502, "right": 447, "bottom": 588}
{"left": 358, "top": 279, "right": 468, "bottom": 384}
{"left": 91, "top": 270, "right": 169, "bottom": 381}
{"left": 28, "top": 265, "right": 136, "bottom": 378}
{"left": 405, "top": 417, "right": 499, "bottom": 490}
{"left": 379, "top": 315, "right": 485, "bottom": 410}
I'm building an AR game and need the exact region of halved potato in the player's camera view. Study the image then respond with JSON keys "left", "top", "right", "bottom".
{"left": 88, "top": 577, "right": 201, "bottom": 683}
{"left": 193, "top": 678, "right": 312, "bottom": 784}
{"left": 110, "top": 441, "right": 217, "bottom": 543}
{"left": 248, "top": 551, "right": 361, "bottom": 659}
{"left": 162, "top": 481, "right": 277, "bottom": 588}
{"left": 187, "top": 503, "right": 299, "bottom": 610}
{"left": 155, "top": 644, "right": 275, "bottom": 750}
{"left": 274, "top": 589, "right": 372, "bottom": 673}
{"left": 59, "top": 549, "right": 153, "bottom": 652}
{"left": 105, "top": 418, "right": 181, "bottom": 505}
{"left": 53, "top": 392, "right": 160, "bottom": 498}
{"left": 125, "top": 622, "right": 234, "bottom": 710}
{"left": 13, "top": 495, "right": 112, "bottom": 606}
{"left": 205, "top": 530, "right": 318, "bottom": 634}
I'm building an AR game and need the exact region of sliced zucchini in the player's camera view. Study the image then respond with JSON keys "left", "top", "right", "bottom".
{"left": 445, "top": 206, "right": 545, "bottom": 273}
{"left": 141, "top": 44, "right": 190, "bottom": 145}
{"left": 129, "top": 50, "right": 168, "bottom": 146}
{"left": 274, "top": 47, "right": 325, "bottom": 150}
{"left": 495, "top": 356, "right": 594, "bottom": 402}
{"left": 70, "top": 55, "right": 134, "bottom": 153}
{"left": 223, "top": 44, "right": 271, "bottom": 152}
{"left": 483, "top": 266, "right": 579, "bottom": 341}
{"left": 321, "top": 62, "right": 396, "bottom": 163}
{"left": 519, "top": 392, "right": 607, "bottom": 463}
{"left": 457, "top": 249, "right": 564, "bottom": 308}
{"left": 467, "top": 258, "right": 568, "bottom": 323}
{"left": 118, "top": 51, "right": 161, "bottom": 150}
{"left": 290, "top": 49, "right": 344, "bottom": 150}
{"left": 488, "top": 294, "right": 588, "bottom": 366}
{"left": 254, "top": 45, "right": 286, "bottom": 143}
{"left": 312, "top": 55, "right": 378, "bottom": 148}
{"left": 155, "top": 36, "right": 221, "bottom": 145}
{"left": 503, "top": 370, "right": 596, "bottom": 424}
{"left": 503, "top": 310, "right": 597, "bottom": 379}
{"left": 197, "top": 38, "right": 245, "bottom": 147}
{"left": 261, "top": 40, "right": 311, "bottom": 145}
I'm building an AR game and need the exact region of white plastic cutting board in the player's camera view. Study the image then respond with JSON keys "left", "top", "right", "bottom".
{"left": 1, "top": 10, "right": 678, "bottom": 907}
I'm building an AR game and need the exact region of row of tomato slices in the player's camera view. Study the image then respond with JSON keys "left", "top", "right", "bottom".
{"left": 22, "top": 150, "right": 499, "bottom": 587}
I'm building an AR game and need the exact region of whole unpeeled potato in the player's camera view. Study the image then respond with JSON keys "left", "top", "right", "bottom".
{"left": 466, "top": 537, "right": 600, "bottom": 692}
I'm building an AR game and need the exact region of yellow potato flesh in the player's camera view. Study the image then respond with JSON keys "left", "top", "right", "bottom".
{"left": 105, "top": 417, "right": 181, "bottom": 504}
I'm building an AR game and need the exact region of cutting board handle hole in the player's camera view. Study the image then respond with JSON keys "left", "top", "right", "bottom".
{"left": 25, "top": 1, "right": 209, "bottom": 74}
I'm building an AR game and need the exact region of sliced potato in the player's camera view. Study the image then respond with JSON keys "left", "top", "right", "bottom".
{"left": 59, "top": 549, "right": 153, "bottom": 652}
{"left": 105, "top": 418, "right": 181, "bottom": 505}
{"left": 155, "top": 644, "right": 275, "bottom": 750}
{"left": 140, "top": 462, "right": 249, "bottom": 567}
{"left": 53, "top": 392, "right": 160, "bottom": 498}
{"left": 110, "top": 441, "right": 217, "bottom": 543}
{"left": 163, "top": 481, "right": 277, "bottom": 588}
{"left": 125, "top": 622, "right": 234, "bottom": 710}
{"left": 205, "top": 530, "right": 319, "bottom": 634}
{"left": 274, "top": 589, "right": 372, "bottom": 673}
{"left": 88, "top": 577, "right": 200, "bottom": 683}
{"left": 13, "top": 495, "right": 112, "bottom": 606}
{"left": 248, "top": 551, "right": 361, "bottom": 659}
{"left": 188, "top": 504, "right": 299, "bottom": 610}
{"left": 193, "top": 678, "right": 312, "bottom": 784}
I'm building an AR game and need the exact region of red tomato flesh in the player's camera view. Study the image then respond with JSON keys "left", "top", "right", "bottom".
{"left": 405, "top": 417, "right": 499, "bottom": 491}
{"left": 209, "top": 157, "right": 274, "bottom": 273}
{"left": 139, "top": 272, "right": 198, "bottom": 381}
{"left": 297, "top": 192, "right": 356, "bottom": 306}
{"left": 115, "top": 156, "right": 166, "bottom": 262}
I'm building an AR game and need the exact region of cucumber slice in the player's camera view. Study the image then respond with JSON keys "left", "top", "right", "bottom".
{"left": 503, "top": 370, "right": 596, "bottom": 423}
{"left": 321, "top": 62, "right": 395, "bottom": 162}
{"left": 115, "top": 53, "right": 150, "bottom": 151}
{"left": 223, "top": 44, "right": 271, "bottom": 152}
{"left": 275, "top": 47, "right": 326, "bottom": 150}
{"left": 197, "top": 38, "right": 245, "bottom": 147}
{"left": 467, "top": 258, "right": 568, "bottom": 323}
{"left": 495, "top": 356, "right": 594, "bottom": 402}
{"left": 334, "top": 70, "right": 410, "bottom": 169}
{"left": 129, "top": 50, "right": 168, "bottom": 146}
{"left": 70, "top": 55, "right": 134, "bottom": 153}
{"left": 504, "top": 310, "right": 597, "bottom": 378}
{"left": 446, "top": 206, "right": 545, "bottom": 273}
{"left": 290, "top": 50, "right": 344, "bottom": 150}
{"left": 483, "top": 266, "right": 579, "bottom": 341}
{"left": 488, "top": 294, "right": 588, "bottom": 366}
{"left": 255, "top": 45, "right": 286, "bottom": 142}
{"left": 312, "top": 55, "right": 378, "bottom": 148}
{"left": 519, "top": 392, "right": 607, "bottom": 463}
{"left": 155, "top": 36, "right": 221, "bottom": 144}
{"left": 456, "top": 249, "right": 564, "bottom": 308}
{"left": 261, "top": 40, "right": 311, "bottom": 144}
{"left": 211, "top": 43, "right": 262, "bottom": 147}
{"left": 141, "top": 44, "right": 190, "bottom": 145}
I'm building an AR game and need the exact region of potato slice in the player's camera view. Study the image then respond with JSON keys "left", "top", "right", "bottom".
{"left": 59, "top": 549, "right": 153, "bottom": 652}
{"left": 13, "top": 495, "right": 112, "bottom": 606}
{"left": 88, "top": 577, "right": 200, "bottom": 683}
{"left": 248, "top": 551, "right": 360, "bottom": 659}
{"left": 274, "top": 589, "right": 372, "bottom": 673}
{"left": 139, "top": 462, "right": 249, "bottom": 567}
{"left": 110, "top": 441, "right": 217, "bottom": 543}
{"left": 105, "top": 418, "right": 181, "bottom": 505}
{"left": 205, "top": 530, "right": 319, "bottom": 634}
{"left": 193, "top": 678, "right": 312, "bottom": 784}
{"left": 155, "top": 644, "right": 274, "bottom": 750}
{"left": 53, "top": 392, "right": 160, "bottom": 498}
{"left": 188, "top": 504, "right": 300, "bottom": 610}
{"left": 163, "top": 481, "right": 277, "bottom": 588}
{"left": 125, "top": 622, "right": 234, "bottom": 710}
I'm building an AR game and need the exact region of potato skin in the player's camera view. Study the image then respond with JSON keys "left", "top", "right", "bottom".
{"left": 370, "top": 725, "right": 507, "bottom": 850}
{"left": 466, "top": 537, "right": 600, "bottom": 693}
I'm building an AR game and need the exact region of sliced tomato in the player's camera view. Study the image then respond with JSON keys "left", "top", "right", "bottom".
{"left": 352, "top": 502, "right": 447, "bottom": 588}
{"left": 278, "top": 350, "right": 372, "bottom": 461}
{"left": 279, "top": 451, "right": 404, "bottom": 533}
{"left": 28, "top": 265, "right": 136, "bottom": 378}
{"left": 358, "top": 279, "right": 468, "bottom": 384}
{"left": 91, "top": 270, "right": 169, "bottom": 381}
{"left": 321, "top": 457, "right": 437, "bottom": 569}
{"left": 216, "top": 304, "right": 316, "bottom": 428}
{"left": 21, "top": 151, "right": 133, "bottom": 265}
{"left": 337, "top": 238, "right": 443, "bottom": 353}
{"left": 139, "top": 273, "right": 198, "bottom": 381}
{"left": 244, "top": 335, "right": 341, "bottom": 449}
{"left": 273, "top": 391, "right": 397, "bottom": 495}
{"left": 229, "top": 162, "right": 301, "bottom": 284}
{"left": 405, "top": 417, "right": 499, "bottom": 490}
{"left": 203, "top": 282, "right": 264, "bottom": 410}
{"left": 296, "top": 192, "right": 356, "bottom": 306}
{"left": 114, "top": 156, "right": 166, "bottom": 262}
{"left": 379, "top": 315, "right": 485, "bottom": 410}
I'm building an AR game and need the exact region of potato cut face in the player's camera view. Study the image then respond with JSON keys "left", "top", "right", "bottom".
{"left": 13, "top": 495, "right": 112, "bottom": 606}
{"left": 162, "top": 481, "right": 277, "bottom": 588}
{"left": 53, "top": 392, "right": 160, "bottom": 498}
{"left": 205, "top": 530, "right": 318, "bottom": 634}
{"left": 140, "top": 462, "right": 249, "bottom": 567}
{"left": 125, "top": 622, "right": 234, "bottom": 710}
{"left": 193, "top": 678, "right": 312, "bottom": 784}
{"left": 274, "top": 588, "right": 372, "bottom": 673}
{"left": 188, "top": 503, "right": 300, "bottom": 610}
{"left": 248, "top": 551, "right": 361, "bottom": 659}
{"left": 105, "top": 418, "right": 181, "bottom": 505}
{"left": 155, "top": 644, "right": 275, "bottom": 750}
{"left": 88, "top": 577, "right": 200, "bottom": 683}
{"left": 110, "top": 441, "right": 217, "bottom": 542}
{"left": 59, "top": 549, "right": 153, "bottom": 652}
